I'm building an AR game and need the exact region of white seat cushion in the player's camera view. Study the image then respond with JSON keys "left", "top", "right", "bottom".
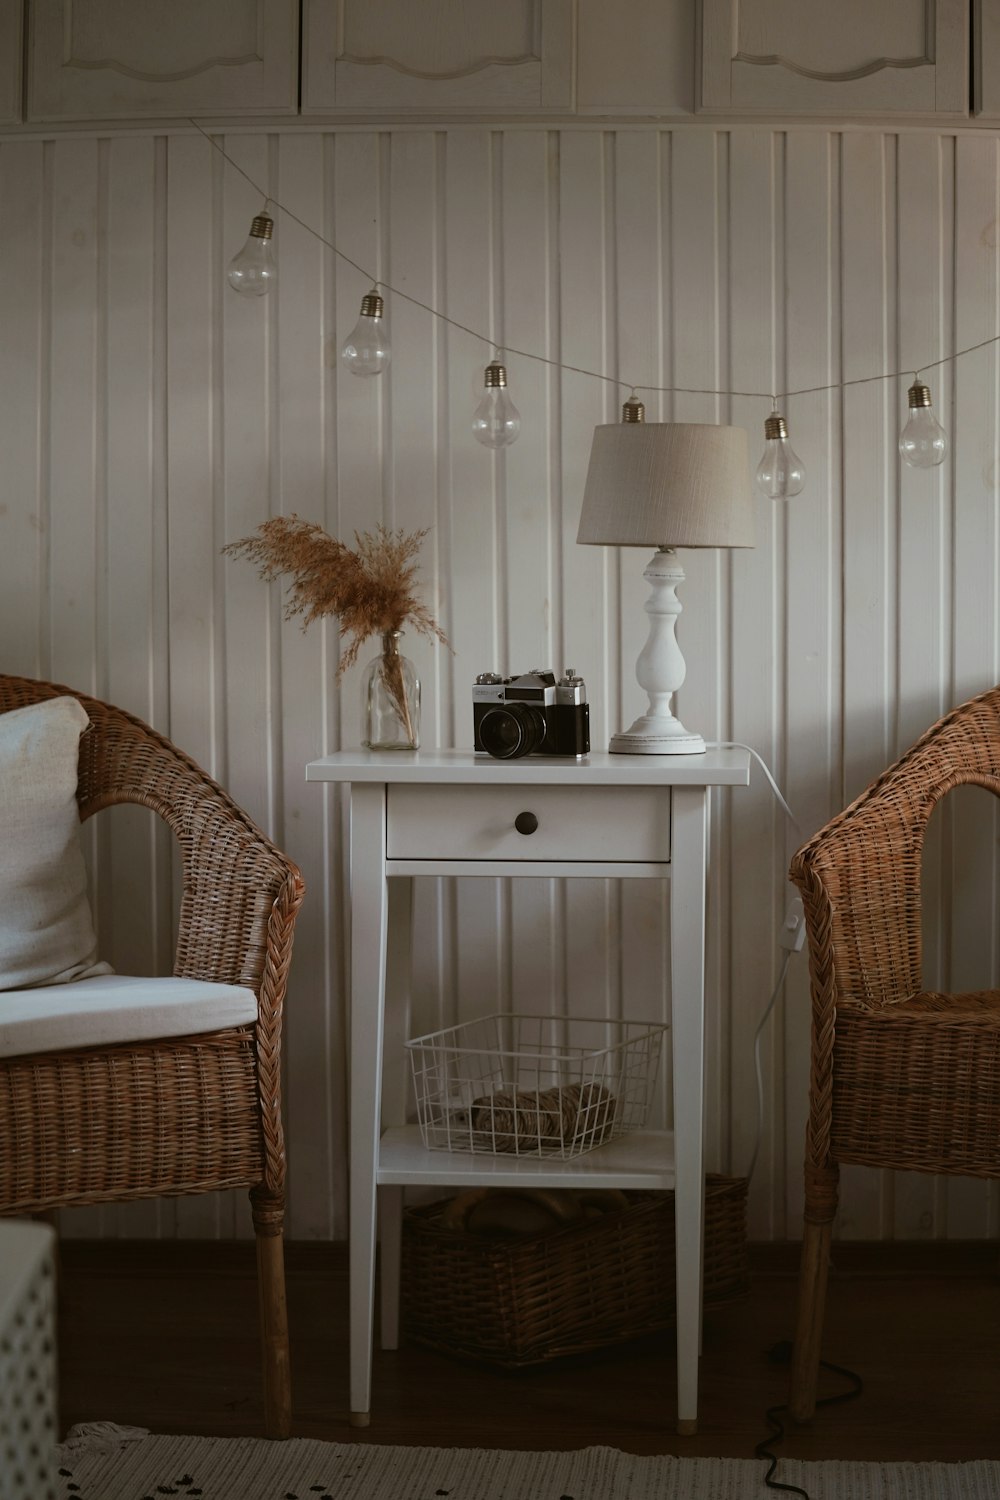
{"left": 0, "top": 974, "right": 258, "bottom": 1059}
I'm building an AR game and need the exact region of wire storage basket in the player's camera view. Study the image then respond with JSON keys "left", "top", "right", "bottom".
{"left": 406, "top": 1013, "right": 668, "bottom": 1159}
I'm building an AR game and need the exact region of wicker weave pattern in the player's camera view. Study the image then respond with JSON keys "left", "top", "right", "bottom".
{"left": 788, "top": 684, "right": 1000, "bottom": 1419}
{"left": 790, "top": 684, "right": 1000, "bottom": 1200}
{"left": 0, "top": 675, "right": 305, "bottom": 1434}
{"left": 401, "top": 1179, "right": 749, "bottom": 1368}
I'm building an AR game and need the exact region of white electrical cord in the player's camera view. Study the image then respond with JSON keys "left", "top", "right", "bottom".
{"left": 706, "top": 740, "right": 805, "bottom": 842}
{"left": 706, "top": 739, "right": 804, "bottom": 1183}
{"left": 744, "top": 948, "right": 793, "bottom": 1184}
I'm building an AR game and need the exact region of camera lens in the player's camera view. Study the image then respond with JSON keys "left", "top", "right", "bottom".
{"left": 479, "top": 704, "right": 546, "bottom": 759}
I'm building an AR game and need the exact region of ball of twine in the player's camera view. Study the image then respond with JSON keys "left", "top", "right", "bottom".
{"left": 470, "top": 1081, "right": 615, "bottom": 1153}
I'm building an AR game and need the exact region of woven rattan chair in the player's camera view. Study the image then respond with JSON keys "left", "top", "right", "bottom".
{"left": 788, "top": 684, "right": 1000, "bottom": 1421}
{"left": 0, "top": 675, "right": 304, "bottom": 1437}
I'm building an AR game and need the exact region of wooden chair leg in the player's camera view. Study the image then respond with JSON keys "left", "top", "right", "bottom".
{"left": 789, "top": 1216, "right": 833, "bottom": 1423}
{"left": 251, "top": 1188, "right": 291, "bottom": 1439}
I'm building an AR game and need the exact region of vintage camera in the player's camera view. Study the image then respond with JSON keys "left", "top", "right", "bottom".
{"left": 473, "top": 669, "right": 590, "bottom": 759}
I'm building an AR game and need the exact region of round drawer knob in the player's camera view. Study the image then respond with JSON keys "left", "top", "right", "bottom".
{"left": 514, "top": 811, "right": 539, "bottom": 836}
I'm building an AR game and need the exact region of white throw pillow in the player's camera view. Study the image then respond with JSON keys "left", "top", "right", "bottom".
{"left": 0, "top": 696, "right": 112, "bottom": 990}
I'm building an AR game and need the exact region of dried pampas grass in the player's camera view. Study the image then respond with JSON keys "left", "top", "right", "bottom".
{"left": 223, "top": 515, "right": 448, "bottom": 678}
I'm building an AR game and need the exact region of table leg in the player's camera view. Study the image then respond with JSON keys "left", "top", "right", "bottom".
{"left": 670, "top": 785, "right": 708, "bottom": 1436}
{"left": 348, "top": 783, "right": 388, "bottom": 1427}
{"left": 379, "top": 877, "right": 414, "bottom": 1352}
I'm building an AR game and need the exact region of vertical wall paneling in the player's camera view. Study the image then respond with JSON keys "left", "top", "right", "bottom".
{"left": 614, "top": 130, "right": 673, "bottom": 1128}
{"left": 4, "top": 122, "right": 1000, "bottom": 1243}
{"left": 727, "top": 130, "right": 784, "bottom": 1238}
{"left": 444, "top": 130, "right": 509, "bottom": 1036}
{"left": 838, "top": 131, "right": 898, "bottom": 1240}
{"left": 0, "top": 142, "right": 45, "bottom": 677}
{"left": 668, "top": 129, "right": 729, "bottom": 1167}
{"left": 276, "top": 132, "right": 346, "bottom": 1238}
{"left": 781, "top": 130, "right": 840, "bottom": 1234}
{"left": 894, "top": 131, "right": 953, "bottom": 1240}
{"left": 501, "top": 132, "right": 563, "bottom": 1032}
{"left": 558, "top": 128, "right": 622, "bottom": 1090}
{"left": 100, "top": 134, "right": 169, "bottom": 1239}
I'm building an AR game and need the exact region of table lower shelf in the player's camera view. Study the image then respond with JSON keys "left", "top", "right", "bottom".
{"left": 376, "top": 1125, "right": 676, "bottom": 1189}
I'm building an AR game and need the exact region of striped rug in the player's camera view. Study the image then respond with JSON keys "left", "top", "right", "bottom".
{"left": 55, "top": 1425, "right": 1000, "bottom": 1500}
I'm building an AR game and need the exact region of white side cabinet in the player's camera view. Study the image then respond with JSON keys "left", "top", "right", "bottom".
{"left": 27, "top": 0, "right": 300, "bottom": 122}
{"left": 302, "top": 0, "right": 573, "bottom": 115}
{"left": 306, "top": 747, "right": 751, "bottom": 1436}
{"left": 699, "top": 0, "right": 969, "bottom": 118}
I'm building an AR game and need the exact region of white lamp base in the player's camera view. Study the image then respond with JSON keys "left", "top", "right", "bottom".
{"left": 609, "top": 722, "right": 706, "bottom": 755}
{"left": 609, "top": 547, "right": 706, "bottom": 756}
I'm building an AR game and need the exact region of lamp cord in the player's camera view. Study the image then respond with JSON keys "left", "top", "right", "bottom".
{"left": 756, "top": 1343, "right": 864, "bottom": 1499}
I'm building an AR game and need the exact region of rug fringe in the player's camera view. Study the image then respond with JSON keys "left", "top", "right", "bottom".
{"left": 60, "top": 1421, "right": 150, "bottom": 1455}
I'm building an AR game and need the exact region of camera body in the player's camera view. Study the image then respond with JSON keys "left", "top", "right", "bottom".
{"left": 473, "top": 669, "right": 590, "bottom": 759}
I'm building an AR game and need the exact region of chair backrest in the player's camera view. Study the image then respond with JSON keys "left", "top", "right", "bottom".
{"left": 790, "top": 684, "right": 1000, "bottom": 1011}
{"left": 0, "top": 675, "right": 297, "bottom": 993}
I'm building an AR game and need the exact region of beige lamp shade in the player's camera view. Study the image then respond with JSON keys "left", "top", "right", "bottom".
{"left": 577, "top": 421, "right": 755, "bottom": 549}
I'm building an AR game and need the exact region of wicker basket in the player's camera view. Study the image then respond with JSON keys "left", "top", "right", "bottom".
{"left": 400, "top": 1176, "right": 749, "bottom": 1367}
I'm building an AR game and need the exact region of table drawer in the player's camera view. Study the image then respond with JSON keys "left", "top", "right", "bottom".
{"left": 386, "top": 784, "right": 671, "bottom": 863}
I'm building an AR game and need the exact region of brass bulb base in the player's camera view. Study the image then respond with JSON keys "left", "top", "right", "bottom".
{"left": 622, "top": 396, "right": 645, "bottom": 423}
{"left": 764, "top": 414, "right": 788, "bottom": 440}
{"left": 907, "top": 381, "right": 932, "bottom": 409}
{"left": 250, "top": 214, "right": 274, "bottom": 240}
{"left": 360, "top": 291, "right": 384, "bottom": 319}
{"left": 484, "top": 361, "right": 507, "bottom": 388}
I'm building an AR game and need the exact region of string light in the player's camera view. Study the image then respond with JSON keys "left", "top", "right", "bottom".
{"left": 226, "top": 210, "right": 276, "bottom": 296}
{"left": 899, "top": 376, "right": 949, "bottom": 469}
{"left": 472, "top": 359, "right": 520, "bottom": 448}
{"left": 200, "top": 121, "right": 982, "bottom": 474}
{"left": 755, "top": 405, "right": 805, "bottom": 500}
{"left": 340, "top": 289, "right": 391, "bottom": 377}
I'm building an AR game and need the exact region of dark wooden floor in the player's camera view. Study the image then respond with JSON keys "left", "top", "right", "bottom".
{"left": 57, "top": 1238, "right": 1000, "bottom": 1462}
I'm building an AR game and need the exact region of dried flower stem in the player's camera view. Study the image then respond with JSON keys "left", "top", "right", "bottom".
{"left": 378, "top": 635, "right": 415, "bottom": 743}
{"left": 223, "top": 515, "right": 448, "bottom": 679}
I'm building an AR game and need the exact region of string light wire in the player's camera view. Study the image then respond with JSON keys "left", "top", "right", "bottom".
{"left": 193, "top": 119, "right": 989, "bottom": 408}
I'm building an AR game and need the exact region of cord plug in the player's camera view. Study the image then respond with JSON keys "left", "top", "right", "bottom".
{"left": 779, "top": 895, "right": 807, "bottom": 952}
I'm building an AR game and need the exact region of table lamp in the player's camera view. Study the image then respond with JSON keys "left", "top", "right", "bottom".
{"left": 577, "top": 399, "right": 754, "bottom": 754}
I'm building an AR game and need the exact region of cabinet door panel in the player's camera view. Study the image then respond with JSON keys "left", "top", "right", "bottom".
{"left": 975, "top": 0, "right": 1000, "bottom": 118}
{"left": 700, "top": 0, "right": 968, "bottom": 117}
{"left": 0, "top": 0, "right": 21, "bottom": 123}
{"left": 303, "top": 0, "right": 573, "bottom": 114}
{"left": 28, "top": 0, "right": 299, "bottom": 120}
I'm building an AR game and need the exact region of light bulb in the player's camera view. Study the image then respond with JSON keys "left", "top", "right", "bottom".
{"left": 472, "top": 361, "right": 520, "bottom": 448}
{"left": 899, "top": 380, "right": 948, "bottom": 469}
{"left": 341, "top": 291, "right": 391, "bottom": 377}
{"left": 755, "top": 412, "right": 805, "bottom": 499}
{"left": 227, "top": 213, "right": 276, "bottom": 297}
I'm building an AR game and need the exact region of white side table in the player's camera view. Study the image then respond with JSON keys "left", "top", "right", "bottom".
{"left": 306, "top": 747, "right": 751, "bottom": 1433}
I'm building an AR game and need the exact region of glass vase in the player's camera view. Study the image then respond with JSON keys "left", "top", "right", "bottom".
{"left": 362, "top": 631, "right": 420, "bottom": 750}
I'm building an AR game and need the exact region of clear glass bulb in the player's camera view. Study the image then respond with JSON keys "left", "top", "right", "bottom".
{"left": 472, "top": 361, "right": 520, "bottom": 449}
{"left": 899, "top": 381, "right": 948, "bottom": 469}
{"left": 227, "top": 213, "right": 276, "bottom": 297}
{"left": 341, "top": 291, "right": 391, "bottom": 377}
{"left": 755, "top": 413, "right": 805, "bottom": 499}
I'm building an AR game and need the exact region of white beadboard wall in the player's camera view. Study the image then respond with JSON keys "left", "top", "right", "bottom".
{"left": 2, "top": 123, "right": 999, "bottom": 1245}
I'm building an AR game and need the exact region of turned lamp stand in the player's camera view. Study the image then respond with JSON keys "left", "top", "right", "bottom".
{"left": 610, "top": 547, "right": 704, "bottom": 755}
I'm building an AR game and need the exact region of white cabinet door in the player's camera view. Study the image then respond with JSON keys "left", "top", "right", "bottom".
{"left": 0, "top": 0, "right": 22, "bottom": 123}
{"left": 699, "top": 0, "right": 969, "bottom": 118}
{"left": 975, "top": 0, "right": 1000, "bottom": 118}
{"left": 303, "top": 0, "right": 573, "bottom": 115}
{"left": 28, "top": 0, "right": 299, "bottom": 121}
